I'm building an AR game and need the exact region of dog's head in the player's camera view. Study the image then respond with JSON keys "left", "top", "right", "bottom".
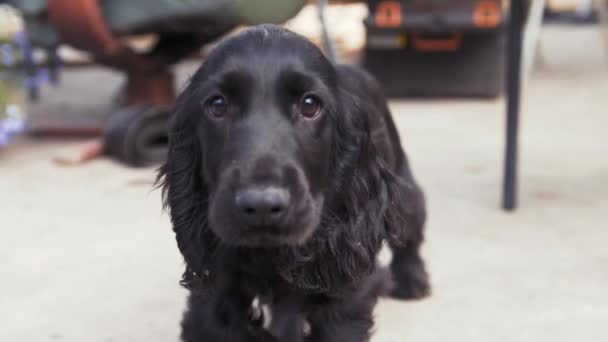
{"left": 195, "top": 26, "right": 338, "bottom": 247}
{"left": 160, "top": 25, "right": 410, "bottom": 291}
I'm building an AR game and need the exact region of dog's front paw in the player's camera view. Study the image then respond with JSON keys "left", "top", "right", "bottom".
{"left": 389, "top": 254, "right": 431, "bottom": 300}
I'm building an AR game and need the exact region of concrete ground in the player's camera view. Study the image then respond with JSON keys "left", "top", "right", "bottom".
{"left": 1, "top": 26, "right": 607, "bottom": 342}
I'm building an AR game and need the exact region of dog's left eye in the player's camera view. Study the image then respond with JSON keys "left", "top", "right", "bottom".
{"left": 206, "top": 96, "right": 228, "bottom": 118}
{"left": 299, "top": 95, "right": 322, "bottom": 118}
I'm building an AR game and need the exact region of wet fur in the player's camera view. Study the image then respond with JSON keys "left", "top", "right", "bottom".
{"left": 158, "top": 25, "right": 429, "bottom": 342}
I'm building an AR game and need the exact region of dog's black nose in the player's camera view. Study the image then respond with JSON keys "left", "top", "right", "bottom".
{"left": 235, "top": 187, "right": 290, "bottom": 226}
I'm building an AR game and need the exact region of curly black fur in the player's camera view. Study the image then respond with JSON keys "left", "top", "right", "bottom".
{"left": 158, "top": 24, "right": 429, "bottom": 342}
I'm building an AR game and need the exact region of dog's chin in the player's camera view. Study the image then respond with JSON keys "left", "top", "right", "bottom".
{"left": 216, "top": 222, "right": 318, "bottom": 247}
{"left": 241, "top": 224, "right": 318, "bottom": 247}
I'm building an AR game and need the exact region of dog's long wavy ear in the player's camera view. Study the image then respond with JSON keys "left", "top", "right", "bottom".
{"left": 330, "top": 67, "right": 420, "bottom": 269}
{"left": 157, "top": 85, "right": 216, "bottom": 290}
{"left": 342, "top": 72, "right": 423, "bottom": 250}
{"left": 374, "top": 143, "right": 424, "bottom": 249}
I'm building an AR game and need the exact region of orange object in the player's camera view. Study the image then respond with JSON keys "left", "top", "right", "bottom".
{"left": 473, "top": 0, "right": 502, "bottom": 28}
{"left": 412, "top": 33, "right": 463, "bottom": 52}
{"left": 375, "top": 1, "right": 403, "bottom": 28}
{"left": 53, "top": 139, "right": 105, "bottom": 166}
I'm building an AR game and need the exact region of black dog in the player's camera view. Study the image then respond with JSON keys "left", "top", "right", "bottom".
{"left": 159, "top": 24, "right": 429, "bottom": 342}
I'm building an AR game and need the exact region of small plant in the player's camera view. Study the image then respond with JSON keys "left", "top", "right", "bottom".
{"left": 0, "top": 31, "right": 27, "bottom": 148}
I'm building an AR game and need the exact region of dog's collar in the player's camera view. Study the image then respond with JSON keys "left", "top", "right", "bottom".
{"left": 248, "top": 296, "right": 311, "bottom": 337}
{"left": 248, "top": 296, "right": 272, "bottom": 330}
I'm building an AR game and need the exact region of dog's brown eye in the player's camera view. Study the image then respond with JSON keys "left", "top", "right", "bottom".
{"left": 300, "top": 95, "right": 322, "bottom": 118}
{"left": 206, "top": 96, "right": 228, "bottom": 118}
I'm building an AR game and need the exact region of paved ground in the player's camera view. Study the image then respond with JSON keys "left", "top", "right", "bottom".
{"left": 1, "top": 26, "right": 607, "bottom": 342}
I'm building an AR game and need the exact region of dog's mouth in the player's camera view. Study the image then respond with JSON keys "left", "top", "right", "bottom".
{"left": 238, "top": 224, "right": 313, "bottom": 247}
{"left": 243, "top": 225, "right": 282, "bottom": 235}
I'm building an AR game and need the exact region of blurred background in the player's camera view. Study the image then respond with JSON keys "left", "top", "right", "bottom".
{"left": 1, "top": 0, "right": 607, "bottom": 341}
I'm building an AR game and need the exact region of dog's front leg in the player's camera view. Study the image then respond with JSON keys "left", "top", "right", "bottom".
{"left": 306, "top": 302, "right": 374, "bottom": 342}
{"left": 181, "top": 290, "right": 275, "bottom": 342}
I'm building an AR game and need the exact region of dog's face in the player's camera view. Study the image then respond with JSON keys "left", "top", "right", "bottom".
{"left": 188, "top": 27, "right": 339, "bottom": 246}
{"left": 162, "top": 25, "right": 411, "bottom": 290}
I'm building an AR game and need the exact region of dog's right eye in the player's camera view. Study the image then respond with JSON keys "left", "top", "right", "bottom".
{"left": 206, "top": 96, "right": 228, "bottom": 118}
{"left": 299, "top": 95, "right": 322, "bottom": 119}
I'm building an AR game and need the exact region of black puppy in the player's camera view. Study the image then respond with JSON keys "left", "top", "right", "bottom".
{"left": 159, "top": 24, "right": 429, "bottom": 342}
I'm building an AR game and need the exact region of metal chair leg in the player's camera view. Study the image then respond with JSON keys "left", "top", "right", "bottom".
{"left": 503, "top": 0, "right": 526, "bottom": 211}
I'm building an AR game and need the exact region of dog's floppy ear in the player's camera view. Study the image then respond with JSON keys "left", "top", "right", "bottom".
{"left": 157, "top": 83, "right": 218, "bottom": 289}
{"left": 335, "top": 67, "right": 423, "bottom": 249}
{"left": 327, "top": 83, "right": 389, "bottom": 270}
{"left": 328, "top": 66, "right": 418, "bottom": 274}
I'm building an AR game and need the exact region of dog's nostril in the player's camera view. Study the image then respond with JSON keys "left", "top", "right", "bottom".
{"left": 235, "top": 187, "right": 290, "bottom": 222}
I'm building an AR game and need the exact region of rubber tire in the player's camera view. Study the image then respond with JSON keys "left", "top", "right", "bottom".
{"left": 104, "top": 106, "right": 170, "bottom": 167}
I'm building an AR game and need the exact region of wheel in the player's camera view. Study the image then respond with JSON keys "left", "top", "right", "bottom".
{"left": 103, "top": 106, "right": 170, "bottom": 167}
